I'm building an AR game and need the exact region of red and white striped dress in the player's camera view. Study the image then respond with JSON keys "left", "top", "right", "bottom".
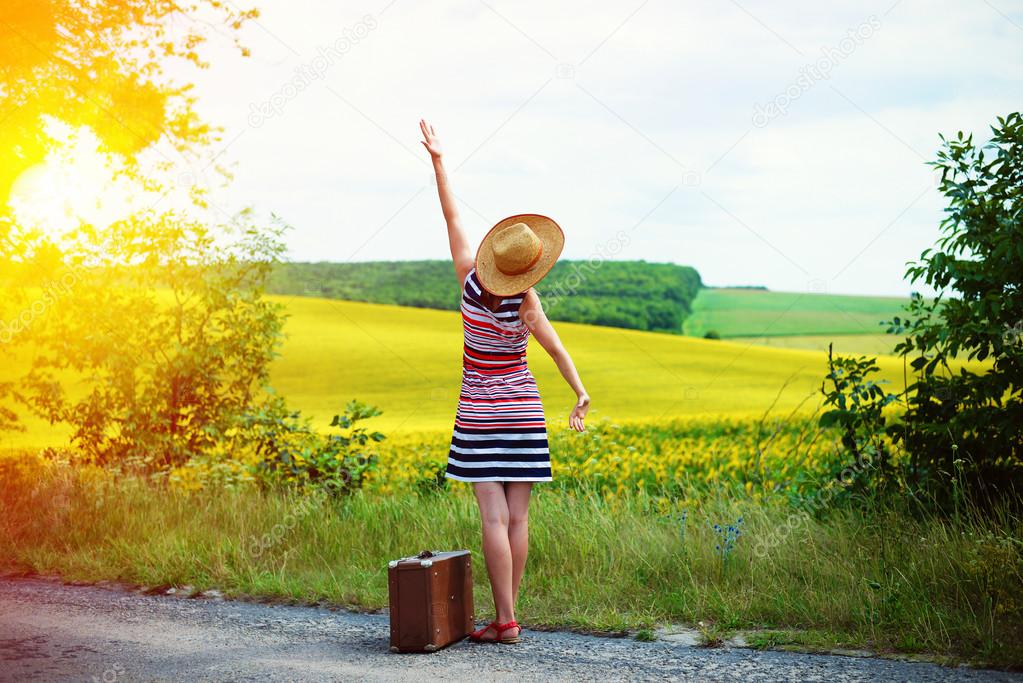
{"left": 445, "top": 267, "right": 552, "bottom": 482}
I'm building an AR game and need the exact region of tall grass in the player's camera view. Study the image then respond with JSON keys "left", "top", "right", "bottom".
{"left": 2, "top": 464, "right": 1020, "bottom": 666}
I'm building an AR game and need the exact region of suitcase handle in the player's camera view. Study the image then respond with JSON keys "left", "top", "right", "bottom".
{"left": 389, "top": 549, "right": 443, "bottom": 567}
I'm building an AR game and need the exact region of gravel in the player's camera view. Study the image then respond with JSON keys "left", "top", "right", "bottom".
{"left": 0, "top": 577, "right": 1019, "bottom": 682}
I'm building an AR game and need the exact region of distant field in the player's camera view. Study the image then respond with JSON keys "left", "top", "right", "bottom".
{"left": 683, "top": 288, "right": 911, "bottom": 339}
{"left": 0, "top": 295, "right": 980, "bottom": 447}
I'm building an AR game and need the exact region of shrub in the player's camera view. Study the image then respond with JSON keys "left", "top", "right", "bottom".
{"left": 885, "top": 112, "right": 1023, "bottom": 506}
{"left": 242, "top": 398, "right": 384, "bottom": 496}
{"left": 818, "top": 345, "right": 900, "bottom": 502}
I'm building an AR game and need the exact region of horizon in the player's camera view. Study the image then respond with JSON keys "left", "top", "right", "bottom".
{"left": 272, "top": 257, "right": 923, "bottom": 299}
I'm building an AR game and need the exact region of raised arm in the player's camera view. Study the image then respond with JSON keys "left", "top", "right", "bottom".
{"left": 519, "top": 289, "right": 590, "bottom": 432}
{"left": 420, "top": 119, "right": 474, "bottom": 284}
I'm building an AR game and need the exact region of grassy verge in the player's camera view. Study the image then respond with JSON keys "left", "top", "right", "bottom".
{"left": 2, "top": 464, "right": 1020, "bottom": 668}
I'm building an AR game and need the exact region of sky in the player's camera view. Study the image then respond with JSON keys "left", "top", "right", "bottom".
{"left": 157, "top": 0, "right": 1023, "bottom": 297}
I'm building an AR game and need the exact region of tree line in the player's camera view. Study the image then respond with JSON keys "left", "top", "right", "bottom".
{"left": 266, "top": 259, "right": 703, "bottom": 332}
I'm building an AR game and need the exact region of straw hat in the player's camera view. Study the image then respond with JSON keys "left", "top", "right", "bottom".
{"left": 475, "top": 214, "right": 564, "bottom": 296}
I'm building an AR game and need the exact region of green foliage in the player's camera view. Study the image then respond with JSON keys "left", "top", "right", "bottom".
{"left": 244, "top": 398, "right": 384, "bottom": 496}
{"left": 0, "top": 0, "right": 281, "bottom": 478}
{"left": 3, "top": 213, "right": 291, "bottom": 471}
{"left": 819, "top": 344, "right": 900, "bottom": 500}
{"left": 885, "top": 112, "right": 1023, "bottom": 504}
{"left": 266, "top": 260, "right": 702, "bottom": 332}
{"left": 411, "top": 458, "right": 449, "bottom": 496}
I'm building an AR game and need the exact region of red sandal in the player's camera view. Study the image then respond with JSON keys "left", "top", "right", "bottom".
{"left": 469, "top": 619, "right": 522, "bottom": 644}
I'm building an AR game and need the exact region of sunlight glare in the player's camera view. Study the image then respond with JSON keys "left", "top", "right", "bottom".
{"left": 8, "top": 120, "right": 145, "bottom": 240}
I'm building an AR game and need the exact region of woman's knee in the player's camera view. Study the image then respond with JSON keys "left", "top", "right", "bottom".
{"left": 507, "top": 509, "right": 529, "bottom": 527}
{"left": 480, "top": 507, "right": 510, "bottom": 528}
{"left": 505, "top": 482, "right": 532, "bottom": 527}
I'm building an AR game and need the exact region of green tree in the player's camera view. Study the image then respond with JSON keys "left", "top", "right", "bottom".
{"left": 887, "top": 112, "right": 1023, "bottom": 503}
{"left": 0, "top": 1, "right": 308, "bottom": 475}
{"left": 12, "top": 213, "right": 291, "bottom": 470}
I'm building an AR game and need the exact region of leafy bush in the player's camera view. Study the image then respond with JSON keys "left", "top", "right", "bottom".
{"left": 819, "top": 345, "right": 900, "bottom": 501}
{"left": 885, "top": 112, "right": 1023, "bottom": 506}
{"left": 241, "top": 398, "right": 384, "bottom": 495}
{"left": 2, "top": 215, "right": 290, "bottom": 471}
{"left": 821, "top": 113, "right": 1023, "bottom": 508}
{"left": 0, "top": 0, "right": 261, "bottom": 472}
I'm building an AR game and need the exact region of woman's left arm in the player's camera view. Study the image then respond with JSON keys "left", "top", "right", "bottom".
{"left": 520, "top": 289, "right": 590, "bottom": 432}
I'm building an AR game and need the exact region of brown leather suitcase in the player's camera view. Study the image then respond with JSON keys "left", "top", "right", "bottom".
{"left": 388, "top": 549, "right": 474, "bottom": 653}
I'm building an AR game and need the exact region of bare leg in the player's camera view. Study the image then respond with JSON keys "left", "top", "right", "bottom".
{"left": 471, "top": 482, "right": 517, "bottom": 640}
{"left": 504, "top": 481, "right": 533, "bottom": 607}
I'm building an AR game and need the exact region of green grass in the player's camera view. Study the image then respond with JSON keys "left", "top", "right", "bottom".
{"left": 725, "top": 334, "right": 900, "bottom": 356}
{"left": 683, "top": 288, "right": 912, "bottom": 339}
{"left": 3, "top": 466, "right": 1020, "bottom": 667}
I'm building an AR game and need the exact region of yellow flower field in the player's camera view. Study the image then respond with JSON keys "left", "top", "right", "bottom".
{"left": 361, "top": 416, "right": 859, "bottom": 504}
{"left": 266, "top": 295, "right": 917, "bottom": 434}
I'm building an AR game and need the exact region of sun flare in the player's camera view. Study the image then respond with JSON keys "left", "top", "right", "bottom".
{"left": 8, "top": 121, "right": 144, "bottom": 240}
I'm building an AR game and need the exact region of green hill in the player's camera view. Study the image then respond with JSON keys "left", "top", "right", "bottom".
{"left": 267, "top": 260, "right": 702, "bottom": 333}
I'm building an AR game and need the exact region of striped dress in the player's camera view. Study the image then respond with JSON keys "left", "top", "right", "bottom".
{"left": 445, "top": 267, "right": 553, "bottom": 483}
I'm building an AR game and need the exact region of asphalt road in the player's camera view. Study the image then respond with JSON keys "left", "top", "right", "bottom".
{"left": 0, "top": 577, "right": 1018, "bottom": 682}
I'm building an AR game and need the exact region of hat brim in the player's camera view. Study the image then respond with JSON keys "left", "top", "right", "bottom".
{"left": 475, "top": 214, "right": 564, "bottom": 296}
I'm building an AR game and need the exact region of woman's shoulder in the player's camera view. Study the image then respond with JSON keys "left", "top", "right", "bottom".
{"left": 516, "top": 287, "right": 542, "bottom": 315}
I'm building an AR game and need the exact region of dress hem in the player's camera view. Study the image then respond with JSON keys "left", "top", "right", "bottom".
{"left": 444, "top": 473, "right": 553, "bottom": 483}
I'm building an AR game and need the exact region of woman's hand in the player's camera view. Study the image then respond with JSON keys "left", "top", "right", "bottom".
{"left": 420, "top": 118, "right": 442, "bottom": 158}
{"left": 569, "top": 393, "right": 590, "bottom": 432}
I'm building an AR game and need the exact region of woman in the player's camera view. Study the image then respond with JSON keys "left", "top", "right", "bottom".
{"left": 419, "top": 119, "right": 590, "bottom": 645}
